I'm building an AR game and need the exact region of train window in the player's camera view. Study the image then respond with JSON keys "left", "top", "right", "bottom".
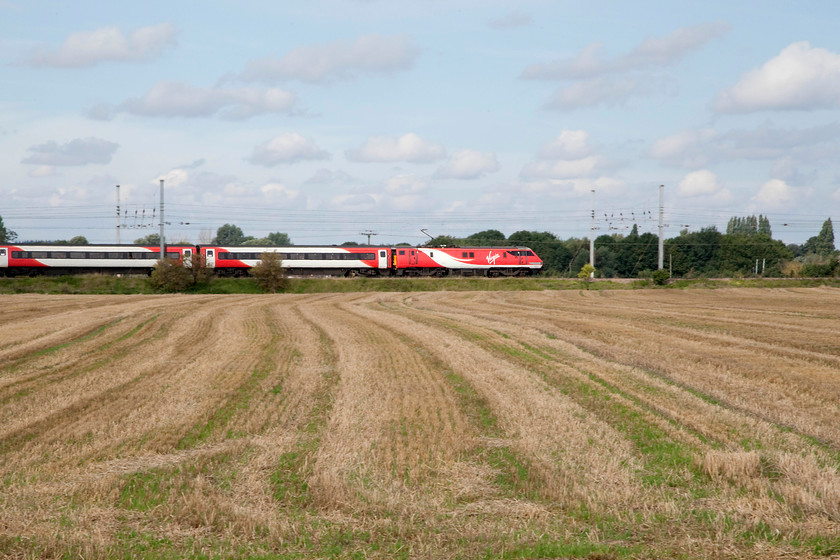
{"left": 69, "top": 252, "right": 85, "bottom": 259}
{"left": 33, "top": 252, "right": 48, "bottom": 259}
{"left": 51, "top": 252, "right": 67, "bottom": 259}
{"left": 430, "top": 251, "right": 434, "bottom": 257}
{"left": 399, "top": 250, "right": 405, "bottom": 255}
{"left": 380, "top": 250, "right": 386, "bottom": 257}
{"left": 0, "top": 249, "right": 5, "bottom": 256}
{"left": 470, "top": 252, "right": 474, "bottom": 258}
{"left": 166, "top": 252, "right": 179, "bottom": 259}
{"left": 207, "top": 250, "right": 214, "bottom": 257}
{"left": 88, "top": 252, "right": 105, "bottom": 259}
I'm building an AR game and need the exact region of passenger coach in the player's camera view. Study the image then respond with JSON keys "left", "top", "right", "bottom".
{"left": 0, "top": 244, "right": 193, "bottom": 276}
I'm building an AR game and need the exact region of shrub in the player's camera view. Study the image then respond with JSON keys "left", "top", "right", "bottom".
{"left": 149, "top": 259, "right": 193, "bottom": 292}
{"left": 251, "top": 252, "right": 288, "bottom": 293}
{"left": 651, "top": 269, "right": 670, "bottom": 286}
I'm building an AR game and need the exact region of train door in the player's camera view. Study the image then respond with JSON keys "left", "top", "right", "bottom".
{"left": 0, "top": 247, "right": 7, "bottom": 270}
{"left": 204, "top": 248, "right": 215, "bottom": 268}
{"left": 183, "top": 248, "right": 192, "bottom": 267}
{"left": 409, "top": 249, "right": 418, "bottom": 266}
{"left": 378, "top": 249, "right": 388, "bottom": 270}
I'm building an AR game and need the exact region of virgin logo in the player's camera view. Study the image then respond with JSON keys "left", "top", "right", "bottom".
{"left": 486, "top": 252, "right": 500, "bottom": 265}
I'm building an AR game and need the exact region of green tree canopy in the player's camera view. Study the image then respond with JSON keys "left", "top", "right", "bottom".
{"left": 423, "top": 235, "right": 462, "bottom": 247}
{"left": 213, "top": 224, "right": 251, "bottom": 245}
{"left": 665, "top": 227, "right": 722, "bottom": 277}
{"left": 802, "top": 218, "right": 835, "bottom": 257}
{"left": 134, "top": 233, "right": 161, "bottom": 246}
{"left": 715, "top": 233, "right": 792, "bottom": 276}
{"left": 726, "top": 215, "right": 772, "bottom": 237}
{"left": 266, "top": 232, "right": 292, "bottom": 246}
{"left": 465, "top": 229, "right": 507, "bottom": 246}
{"left": 0, "top": 216, "right": 17, "bottom": 243}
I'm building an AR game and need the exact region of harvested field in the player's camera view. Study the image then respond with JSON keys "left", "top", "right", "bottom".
{"left": 1, "top": 288, "right": 839, "bottom": 559}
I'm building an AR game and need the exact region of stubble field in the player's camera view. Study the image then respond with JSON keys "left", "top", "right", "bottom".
{"left": 1, "top": 288, "right": 839, "bottom": 559}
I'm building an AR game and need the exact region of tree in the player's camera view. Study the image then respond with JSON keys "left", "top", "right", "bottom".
{"left": 802, "top": 218, "right": 835, "bottom": 258}
{"left": 213, "top": 224, "right": 250, "bottom": 245}
{"left": 726, "top": 215, "right": 772, "bottom": 237}
{"left": 423, "top": 235, "right": 462, "bottom": 247}
{"left": 465, "top": 229, "right": 507, "bottom": 246}
{"left": 251, "top": 252, "right": 288, "bottom": 292}
{"left": 665, "top": 227, "right": 721, "bottom": 277}
{"left": 613, "top": 225, "right": 658, "bottom": 277}
{"left": 715, "top": 233, "right": 792, "bottom": 276}
{"left": 0, "top": 216, "right": 18, "bottom": 243}
{"left": 134, "top": 233, "right": 161, "bottom": 246}
{"left": 69, "top": 236, "right": 89, "bottom": 245}
{"left": 578, "top": 263, "right": 595, "bottom": 282}
{"left": 266, "top": 232, "right": 292, "bottom": 246}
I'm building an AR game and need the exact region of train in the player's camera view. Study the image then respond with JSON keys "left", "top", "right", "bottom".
{"left": 0, "top": 244, "right": 543, "bottom": 278}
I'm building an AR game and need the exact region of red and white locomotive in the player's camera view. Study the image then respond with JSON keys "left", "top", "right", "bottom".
{"left": 0, "top": 243, "right": 543, "bottom": 277}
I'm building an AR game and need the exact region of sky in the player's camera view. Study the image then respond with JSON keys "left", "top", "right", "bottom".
{"left": 1, "top": 0, "right": 839, "bottom": 246}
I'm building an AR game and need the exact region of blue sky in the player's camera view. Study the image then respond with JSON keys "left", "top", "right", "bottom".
{"left": 1, "top": 0, "right": 839, "bottom": 245}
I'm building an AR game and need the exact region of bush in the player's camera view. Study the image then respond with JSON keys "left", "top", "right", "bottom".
{"left": 651, "top": 269, "right": 670, "bottom": 286}
{"left": 149, "top": 259, "right": 193, "bottom": 292}
{"left": 251, "top": 252, "right": 288, "bottom": 293}
{"left": 800, "top": 258, "right": 839, "bottom": 277}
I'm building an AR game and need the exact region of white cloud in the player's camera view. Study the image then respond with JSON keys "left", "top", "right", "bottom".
{"left": 521, "top": 156, "right": 604, "bottom": 179}
{"left": 715, "top": 42, "right": 840, "bottom": 113}
{"left": 649, "top": 128, "right": 717, "bottom": 168}
{"left": 676, "top": 170, "right": 732, "bottom": 203}
{"left": 21, "top": 137, "right": 119, "bottom": 166}
{"left": 346, "top": 133, "right": 445, "bottom": 163}
{"left": 305, "top": 168, "right": 355, "bottom": 184}
{"left": 522, "top": 130, "right": 613, "bottom": 180}
{"left": 248, "top": 133, "right": 330, "bottom": 166}
{"left": 651, "top": 123, "right": 840, "bottom": 168}
{"left": 543, "top": 76, "right": 655, "bottom": 110}
{"left": 434, "top": 150, "right": 499, "bottom": 180}
{"left": 752, "top": 179, "right": 796, "bottom": 208}
{"left": 109, "top": 81, "right": 296, "bottom": 119}
{"left": 522, "top": 22, "right": 728, "bottom": 80}
{"left": 488, "top": 11, "right": 532, "bottom": 30}
{"left": 28, "top": 23, "right": 176, "bottom": 67}
{"left": 538, "top": 130, "right": 594, "bottom": 159}
{"left": 385, "top": 174, "right": 428, "bottom": 195}
{"left": 261, "top": 182, "right": 305, "bottom": 206}
{"left": 156, "top": 168, "right": 189, "bottom": 188}
{"left": 241, "top": 34, "right": 418, "bottom": 84}
{"left": 28, "top": 165, "right": 57, "bottom": 178}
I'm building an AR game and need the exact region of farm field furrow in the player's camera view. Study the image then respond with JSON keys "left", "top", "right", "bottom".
{"left": 0, "top": 289, "right": 839, "bottom": 560}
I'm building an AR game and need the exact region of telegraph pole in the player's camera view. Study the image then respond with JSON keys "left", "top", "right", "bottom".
{"left": 159, "top": 179, "right": 165, "bottom": 259}
{"left": 360, "top": 230, "right": 378, "bottom": 244}
{"left": 589, "top": 189, "right": 595, "bottom": 270}
{"left": 115, "top": 185, "right": 121, "bottom": 244}
{"left": 658, "top": 184, "right": 664, "bottom": 270}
